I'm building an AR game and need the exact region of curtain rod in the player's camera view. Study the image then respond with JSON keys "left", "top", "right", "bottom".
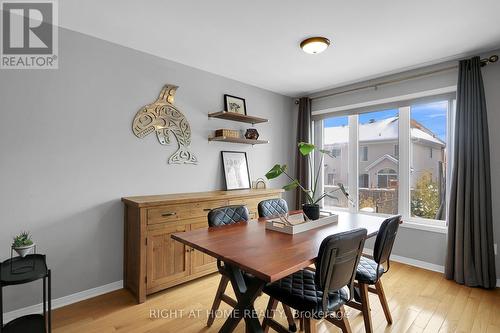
{"left": 295, "top": 54, "right": 498, "bottom": 104}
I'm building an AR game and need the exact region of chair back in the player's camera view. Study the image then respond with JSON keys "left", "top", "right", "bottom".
{"left": 257, "top": 198, "right": 289, "bottom": 218}
{"left": 373, "top": 215, "right": 401, "bottom": 267}
{"left": 315, "top": 228, "right": 367, "bottom": 304}
{"left": 207, "top": 205, "right": 250, "bottom": 227}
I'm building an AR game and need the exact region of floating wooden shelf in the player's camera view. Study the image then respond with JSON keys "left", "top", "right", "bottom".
{"left": 208, "top": 136, "right": 269, "bottom": 145}
{"left": 208, "top": 111, "right": 268, "bottom": 124}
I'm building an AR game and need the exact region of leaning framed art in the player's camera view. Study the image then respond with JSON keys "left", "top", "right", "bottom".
{"left": 221, "top": 151, "right": 251, "bottom": 190}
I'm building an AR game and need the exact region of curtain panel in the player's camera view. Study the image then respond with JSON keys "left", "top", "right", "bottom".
{"left": 445, "top": 56, "right": 496, "bottom": 288}
{"left": 295, "top": 97, "right": 311, "bottom": 209}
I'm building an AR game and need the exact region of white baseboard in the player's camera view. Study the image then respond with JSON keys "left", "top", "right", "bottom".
{"left": 3, "top": 280, "right": 123, "bottom": 323}
{"left": 363, "top": 248, "right": 445, "bottom": 273}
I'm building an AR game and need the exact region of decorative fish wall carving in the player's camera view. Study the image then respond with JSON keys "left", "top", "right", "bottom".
{"left": 132, "top": 85, "right": 198, "bottom": 164}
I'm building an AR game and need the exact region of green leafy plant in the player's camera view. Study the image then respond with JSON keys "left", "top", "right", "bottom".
{"left": 265, "top": 142, "right": 351, "bottom": 205}
{"left": 411, "top": 171, "right": 440, "bottom": 219}
{"left": 12, "top": 231, "right": 34, "bottom": 248}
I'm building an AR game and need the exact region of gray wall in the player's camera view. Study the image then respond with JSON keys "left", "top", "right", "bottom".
{"left": 483, "top": 50, "right": 500, "bottom": 281}
{"left": 312, "top": 50, "right": 500, "bottom": 280}
{"left": 0, "top": 28, "right": 295, "bottom": 312}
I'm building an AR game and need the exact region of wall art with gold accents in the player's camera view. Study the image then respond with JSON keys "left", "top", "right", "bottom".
{"left": 132, "top": 84, "right": 198, "bottom": 164}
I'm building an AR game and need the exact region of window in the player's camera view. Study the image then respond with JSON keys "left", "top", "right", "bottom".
{"left": 377, "top": 168, "right": 398, "bottom": 188}
{"left": 359, "top": 146, "right": 368, "bottom": 161}
{"left": 359, "top": 174, "right": 369, "bottom": 188}
{"left": 410, "top": 101, "right": 448, "bottom": 221}
{"left": 331, "top": 147, "right": 341, "bottom": 157}
{"left": 322, "top": 116, "right": 349, "bottom": 209}
{"left": 316, "top": 98, "right": 454, "bottom": 227}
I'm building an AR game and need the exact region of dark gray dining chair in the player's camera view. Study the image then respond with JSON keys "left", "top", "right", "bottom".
{"left": 258, "top": 198, "right": 289, "bottom": 218}
{"left": 348, "top": 215, "right": 401, "bottom": 333}
{"left": 262, "top": 228, "right": 367, "bottom": 333}
{"left": 258, "top": 198, "right": 300, "bottom": 330}
{"left": 206, "top": 205, "right": 249, "bottom": 327}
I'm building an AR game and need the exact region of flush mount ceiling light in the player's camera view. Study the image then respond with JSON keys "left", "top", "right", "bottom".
{"left": 300, "top": 37, "right": 330, "bottom": 54}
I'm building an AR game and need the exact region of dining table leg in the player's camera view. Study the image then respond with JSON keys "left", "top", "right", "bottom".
{"left": 219, "top": 263, "right": 266, "bottom": 333}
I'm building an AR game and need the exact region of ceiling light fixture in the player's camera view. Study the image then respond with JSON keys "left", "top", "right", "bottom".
{"left": 300, "top": 37, "right": 330, "bottom": 54}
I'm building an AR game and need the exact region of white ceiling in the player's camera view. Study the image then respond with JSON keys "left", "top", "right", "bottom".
{"left": 60, "top": 0, "right": 500, "bottom": 97}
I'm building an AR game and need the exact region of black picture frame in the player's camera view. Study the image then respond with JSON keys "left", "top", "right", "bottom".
{"left": 221, "top": 151, "right": 251, "bottom": 190}
{"left": 224, "top": 94, "right": 247, "bottom": 115}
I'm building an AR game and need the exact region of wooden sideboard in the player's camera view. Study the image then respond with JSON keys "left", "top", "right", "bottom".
{"left": 122, "top": 188, "right": 284, "bottom": 303}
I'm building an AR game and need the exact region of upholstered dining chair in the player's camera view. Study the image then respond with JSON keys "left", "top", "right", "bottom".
{"left": 258, "top": 198, "right": 289, "bottom": 218}
{"left": 348, "top": 215, "right": 401, "bottom": 333}
{"left": 258, "top": 197, "right": 304, "bottom": 332}
{"left": 206, "top": 205, "right": 250, "bottom": 327}
{"left": 258, "top": 198, "right": 300, "bottom": 331}
{"left": 262, "top": 228, "right": 367, "bottom": 333}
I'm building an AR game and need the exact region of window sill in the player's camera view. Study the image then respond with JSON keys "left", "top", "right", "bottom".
{"left": 400, "top": 219, "right": 448, "bottom": 234}
{"left": 324, "top": 209, "right": 448, "bottom": 234}
{"left": 355, "top": 212, "right": 448, "bottom": 234}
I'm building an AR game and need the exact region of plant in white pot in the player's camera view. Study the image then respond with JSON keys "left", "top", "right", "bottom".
{"left": 12, "top": 231, "right": 35, "bottom": 257}
{"left": 265, "top": 142, "right": 353, "bottom": 220}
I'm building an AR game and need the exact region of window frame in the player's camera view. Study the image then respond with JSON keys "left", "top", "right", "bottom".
{"left": 315, "top": 97, "right": 454, "bottom": 229}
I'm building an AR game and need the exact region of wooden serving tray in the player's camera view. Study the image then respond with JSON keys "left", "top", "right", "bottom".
{"left": 265, "top": 214, "right": 338, "bottom": 234}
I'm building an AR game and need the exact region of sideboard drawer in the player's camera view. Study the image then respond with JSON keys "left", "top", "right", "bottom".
{"left": 147, "top": 200, "right": 228, "bottom": 225}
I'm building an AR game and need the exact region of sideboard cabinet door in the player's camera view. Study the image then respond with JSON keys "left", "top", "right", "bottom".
{"left": 146, "top": 224, "right": 190, "bottom": 290}
{"left": 189, "top": 221, "right": 217, "bottom": 275}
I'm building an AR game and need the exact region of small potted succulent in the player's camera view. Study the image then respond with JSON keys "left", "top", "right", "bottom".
{"left": 266, "top": 142, "right": 352, "bottom": 220}
{"left": 12, "top": 231, "right": 35, "bottom": 257}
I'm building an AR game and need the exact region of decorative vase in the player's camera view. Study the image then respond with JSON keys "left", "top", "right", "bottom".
{"left": 244, "top": 128, "right": 259, "bottom": 140}
{"left": 13, "top": 244, "right": 35, "bottom": 258}
{"left": 302, "top": 204, "right": 320, "bottom": 220}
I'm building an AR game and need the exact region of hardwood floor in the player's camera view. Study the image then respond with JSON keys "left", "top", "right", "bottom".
{"left": 52, "top": 262, "right": 500, "bottom": 333}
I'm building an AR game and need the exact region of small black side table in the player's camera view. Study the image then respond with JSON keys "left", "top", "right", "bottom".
{"left": 0, "top": 254, "right": 51, "bottom": 333}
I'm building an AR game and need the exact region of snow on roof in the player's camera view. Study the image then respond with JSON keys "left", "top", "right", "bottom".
{"left": 324, "top": 116, "right": 445, "bottom": 146}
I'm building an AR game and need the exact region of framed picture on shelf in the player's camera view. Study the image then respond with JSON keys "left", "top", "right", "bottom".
{"left": 224, "top": 94, "right": 247, "bottom": 115}
{"left": 221, "top": 151, "right": 251, "bottom": 190}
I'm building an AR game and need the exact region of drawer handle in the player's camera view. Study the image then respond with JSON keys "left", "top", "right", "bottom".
{"left": 161, "top": 212, "right": 176, "bottom": 217}
{"left": 203, "top": 208, "right": 212, "bottom": 212}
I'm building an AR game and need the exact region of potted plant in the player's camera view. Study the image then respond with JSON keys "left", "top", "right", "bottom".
{"left": 265, "top": 142, "right": 352, "bottom": 220}
{"left": 12, "top": 231, "right": 35, "bottom": 257}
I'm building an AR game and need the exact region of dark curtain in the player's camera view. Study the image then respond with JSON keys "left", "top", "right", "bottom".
{"left": 295, "top": 97, "right": 311, "bottom": 209}
{"left": 445, "top": 56, "right": 496, "bottom": 288}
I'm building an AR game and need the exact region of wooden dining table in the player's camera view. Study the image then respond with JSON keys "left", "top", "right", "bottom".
{"left": 171, "top": 211, "right": 387, "bottom": 333}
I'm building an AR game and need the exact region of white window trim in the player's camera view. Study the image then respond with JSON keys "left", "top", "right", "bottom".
{"left": 317, "top": 96, "right": 454, "bottom": 233}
